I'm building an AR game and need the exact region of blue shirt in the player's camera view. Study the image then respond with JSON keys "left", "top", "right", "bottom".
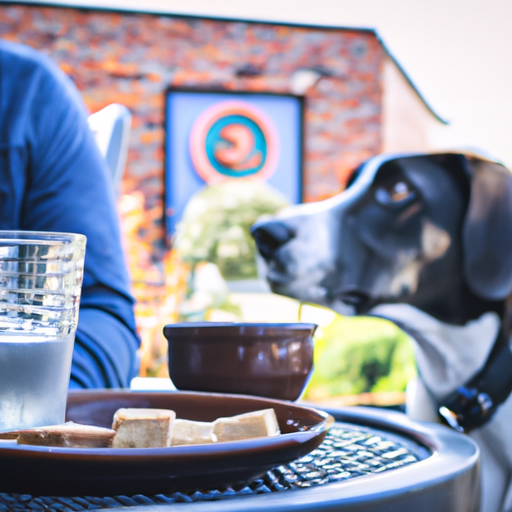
{"left": 0, "top": 40, "right": 140, "bottom": 388}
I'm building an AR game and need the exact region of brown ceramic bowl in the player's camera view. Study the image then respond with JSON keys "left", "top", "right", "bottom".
{"left": 163, "top": 322, "right": 317, "bottom": 401}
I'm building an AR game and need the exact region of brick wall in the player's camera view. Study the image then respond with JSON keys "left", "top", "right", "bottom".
{"left": 0, "top": 4, "right": 384, "bottom": 261}
{"left": 0, "top": 5, "right": 388, "bottom": 372}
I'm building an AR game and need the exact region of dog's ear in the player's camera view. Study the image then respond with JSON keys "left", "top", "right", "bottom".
{"left": 463, "top": 156, "right": 512, "bottom": 300}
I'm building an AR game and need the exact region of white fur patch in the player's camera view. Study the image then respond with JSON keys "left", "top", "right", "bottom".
{"left": 369, "top": 303, "right": 512, "bottom": 512}
{"left": 369, "top": 303, "right": 499, "bottom": 398}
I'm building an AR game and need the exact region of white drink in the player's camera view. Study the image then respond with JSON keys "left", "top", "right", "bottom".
{"left": 0, "top": 334, "right": 74, "bottom": 432}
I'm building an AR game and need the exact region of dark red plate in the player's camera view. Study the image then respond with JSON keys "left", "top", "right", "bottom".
{"left": 0, "top": 390, "right": 333, "bottom": 496}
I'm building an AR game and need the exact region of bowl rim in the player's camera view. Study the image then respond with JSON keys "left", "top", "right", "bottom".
{"left": 163, "top": 321, "right": 318, "bottom": 335}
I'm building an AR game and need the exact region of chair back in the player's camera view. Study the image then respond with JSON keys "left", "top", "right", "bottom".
{"left": 88, "top": 103, "right": 131, "bottom": 193}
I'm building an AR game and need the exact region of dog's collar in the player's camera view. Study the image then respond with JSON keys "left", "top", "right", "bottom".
{"left": 369, "top": 304, "right": 512, "bottom": 432}
{"left": 438, "top": 333, "right": 512, "bottom": 432}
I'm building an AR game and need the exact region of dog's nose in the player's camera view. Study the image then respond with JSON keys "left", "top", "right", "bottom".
{"left": 251, "top": 220, "right": 296, "bottom": 260}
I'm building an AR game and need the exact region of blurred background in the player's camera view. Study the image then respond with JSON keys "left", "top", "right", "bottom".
{"left": 19, "top": 0, "right": 512, "bottom": 167}
{"left": 1, "top": 0, "right": 509, "bottom": 406}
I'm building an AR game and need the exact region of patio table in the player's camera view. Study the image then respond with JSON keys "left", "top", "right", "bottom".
{"left": 0, "top": 394, "right": 479, "bottom": 512}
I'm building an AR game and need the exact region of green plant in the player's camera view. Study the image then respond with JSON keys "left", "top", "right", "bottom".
{"left": 174, "top": 180, "right": 289, "bottom": 281}
{"left": 304, "top": 314, "right": 417, "bottom": 399}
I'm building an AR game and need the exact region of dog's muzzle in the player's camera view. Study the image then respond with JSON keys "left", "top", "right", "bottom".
{"left": 251, "top": 220, "right": 296, "bottom": 260}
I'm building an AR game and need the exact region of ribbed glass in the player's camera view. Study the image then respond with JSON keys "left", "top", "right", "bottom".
{"left": 0, "top": 231, "right": 86, "bottom": 337}
{"left": 0, "top": 231, "right": 86, "bottom": 431}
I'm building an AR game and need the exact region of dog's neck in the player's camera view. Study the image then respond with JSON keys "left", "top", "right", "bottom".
{"left": 369, "top": 303, "right": 501, "bottom": 399}
{"left": 407, "top": 279, "right": 503, "bottom": 326}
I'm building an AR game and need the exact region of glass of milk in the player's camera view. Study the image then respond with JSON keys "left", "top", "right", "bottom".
{"left": 0, "top": 231, "right": 86, "bottom": 432}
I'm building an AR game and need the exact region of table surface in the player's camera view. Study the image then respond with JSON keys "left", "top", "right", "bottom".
{"left": 0, "top": 404, "right": 480, "bottom": 512}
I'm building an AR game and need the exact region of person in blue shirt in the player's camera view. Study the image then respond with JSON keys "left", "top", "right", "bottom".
{"left": 0, "top": 40, "right": 140, "bottom": 388}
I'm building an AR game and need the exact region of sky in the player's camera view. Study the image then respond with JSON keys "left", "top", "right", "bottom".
{"left": 24, "top": 0, "right": 512, "bottom": 167}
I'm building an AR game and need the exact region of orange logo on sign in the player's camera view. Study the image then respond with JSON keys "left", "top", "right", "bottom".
{"left": 189, "top": 100, "right": 279, "bottom": 184}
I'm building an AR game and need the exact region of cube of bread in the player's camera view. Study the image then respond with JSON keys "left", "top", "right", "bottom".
{"left": 171, "top": 419, "right": 215, "bottom": 446}
{"left": 112, "top": 408, "right": 175, "bottom": 448}
{"left": 212, "top": 408, "right": 280, "bottom": 442}
{"left": 0, "top": 421, "right": 116, "bottom": 448}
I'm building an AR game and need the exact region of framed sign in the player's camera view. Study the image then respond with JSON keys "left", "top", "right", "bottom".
{"left": 165, "top": 89, "right": 304, "bottom": 235}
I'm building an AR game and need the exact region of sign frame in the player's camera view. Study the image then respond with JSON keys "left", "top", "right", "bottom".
{"left": 164, "top": 87, "right": 305, "bottom": 239}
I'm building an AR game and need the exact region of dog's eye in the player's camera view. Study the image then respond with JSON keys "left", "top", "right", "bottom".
{"left": 375, "top": 181, "right": 416, "bottom": 207}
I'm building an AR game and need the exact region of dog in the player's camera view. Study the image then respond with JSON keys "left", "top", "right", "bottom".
{"left": 251, "top": 152, "right": 512, "bottom": 512}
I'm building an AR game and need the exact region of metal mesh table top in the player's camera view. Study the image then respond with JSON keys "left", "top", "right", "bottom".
{"left": 0, "top": 421, "right": 429, "bottom": 511}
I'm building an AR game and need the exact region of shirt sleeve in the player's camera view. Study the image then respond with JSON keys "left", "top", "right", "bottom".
{"left": 2, "top": 43, "right": 141, "bottom": 388}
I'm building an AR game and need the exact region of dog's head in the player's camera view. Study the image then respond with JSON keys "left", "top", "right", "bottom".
{"left": 252, "top": 152, "right": 512, "bottom": 324}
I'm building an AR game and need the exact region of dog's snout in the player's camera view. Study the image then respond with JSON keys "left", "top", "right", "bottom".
{"left": 251, "top": 221, "right": 296, "bottom": 260}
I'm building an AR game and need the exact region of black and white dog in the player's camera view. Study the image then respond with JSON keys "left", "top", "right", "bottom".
{"left": 252, "top": 152, "right": 512, "bottom": 512}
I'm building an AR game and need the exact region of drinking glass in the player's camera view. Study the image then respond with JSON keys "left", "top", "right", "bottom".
{"left": 0, "top": 231, "right": 86, "bottom": 432}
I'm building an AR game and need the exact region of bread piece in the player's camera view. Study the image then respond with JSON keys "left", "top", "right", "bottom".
{"left": 0, "top": 421, "right": 116, "bottom": 448}
{"left": 112, "top": 408, "right": 175, "bottom": 448}
{"left": 171, "top": 419, "right": 215, "bottom": 446}
{"left": 0, "top": 431, "right": 19, "bottom": 440}
{"left": 212, "top": 408, "right": 280, "bottom": 442}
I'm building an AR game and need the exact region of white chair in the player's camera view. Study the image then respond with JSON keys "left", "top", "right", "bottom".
{"left": 88, "top": 103, "right": 132, "bottom": 193}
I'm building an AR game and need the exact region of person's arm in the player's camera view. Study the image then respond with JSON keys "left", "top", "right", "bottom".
{"left": 70, "top": 288, "right": 141, "bottom": 388}
{"left": 5, "top": 43, "right": 140, "bottom": 387}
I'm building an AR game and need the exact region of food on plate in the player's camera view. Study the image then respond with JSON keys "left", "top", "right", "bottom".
{"left": 0, "top": 407, "right": 281, "bottom": 448}
{"left": 213, "top": 408, "right": 280, "bottom": 442}
{"left": 171, "top": 408, "right": 280, "bottom": 445}
{"left": 0, "top": 421, "right": 116, "bottom": 447}
{"left": 112, "top": 408, "right": 175, "bottom": 448}
{"left": 171, "top": 419, "right": 215, "bottom": 445}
